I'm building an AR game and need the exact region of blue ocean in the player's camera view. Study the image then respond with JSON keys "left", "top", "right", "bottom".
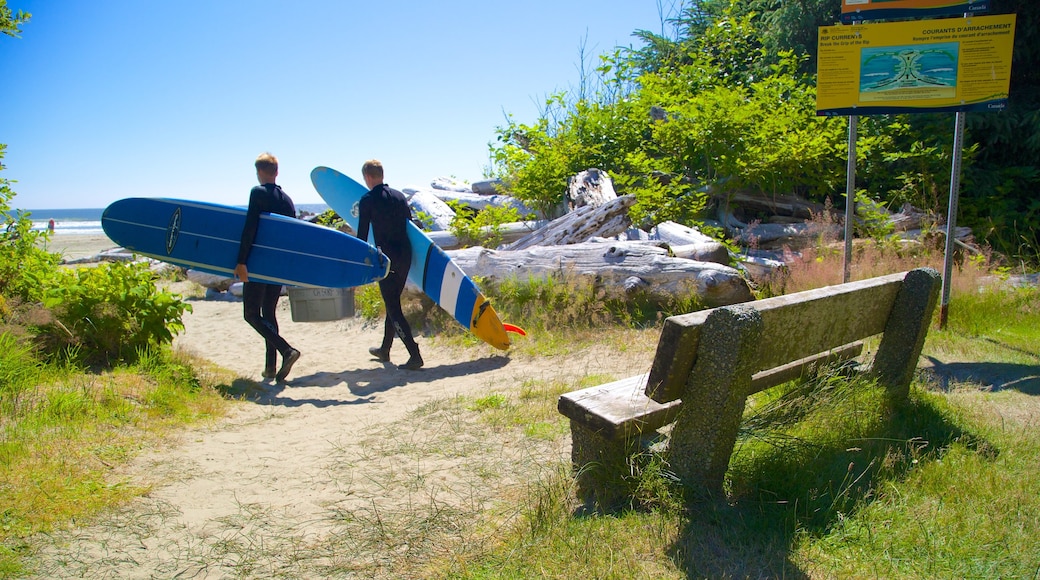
{"left": 18, "top": 204, "right": 331, "bottom": 235}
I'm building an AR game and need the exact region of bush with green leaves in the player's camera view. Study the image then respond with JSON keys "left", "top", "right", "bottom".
{"left": 1, "top": 150, "right": 63, "bottom": 305}
{"left": 311, "top": 209, "right": 346, "bottom": 230}
{"left": 446, "top": 200, "right": 521, "bottom": 249}
{"left": 39, "top": 261, "right": 191, "bottom": 365}
{"left": 3, "top": 146, "right": 190, "bottom": 365}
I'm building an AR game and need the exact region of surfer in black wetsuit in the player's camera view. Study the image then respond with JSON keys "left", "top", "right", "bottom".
{"left": 234, "top": 152, "right": 301, "bottom": 381}
{"left": 358, "top": 159, "right": 424, "bottom": 370}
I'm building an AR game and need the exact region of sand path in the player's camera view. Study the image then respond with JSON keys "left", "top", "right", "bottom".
{"left": 30, "top": 291, "right": 654, "bottom": 578}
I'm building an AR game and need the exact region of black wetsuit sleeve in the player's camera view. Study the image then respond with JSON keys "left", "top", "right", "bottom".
{"left": 237, "top": 186, "right": 265, "bottom": 265}
{"left": 356, "top": 195, "right": 371, "bottom": 244}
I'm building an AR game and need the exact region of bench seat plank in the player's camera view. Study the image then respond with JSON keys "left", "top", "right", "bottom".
{"left": 558, "top": 374, "right": 681, "bottom": 440}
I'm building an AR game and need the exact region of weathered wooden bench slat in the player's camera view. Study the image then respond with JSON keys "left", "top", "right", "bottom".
{"left": 750, "top": 276, "right": 900, "bottom": 374}
{"left": 748, "top": 341, "right": 864, "bottom": 396}
{"left": 646, "top": 272, "right": 906, "bottom": 403}
{"left": 557, "top": 374, "right": 681, "bottom": 440}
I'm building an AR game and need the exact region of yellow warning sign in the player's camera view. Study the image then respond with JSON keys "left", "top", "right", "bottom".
{"left": 816, "top": 14, "right": 1016, "bottom": 115}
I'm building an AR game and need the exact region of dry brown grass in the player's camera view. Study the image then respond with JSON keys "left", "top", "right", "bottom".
{"left": 752, "top": 236, "right": 999, "bottom": 298}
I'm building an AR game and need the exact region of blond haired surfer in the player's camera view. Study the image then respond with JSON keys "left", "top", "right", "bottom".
{"left": 235, "top": 152, "right": 301, "bottom": 381}
{"left": 358, "top": 159, "right": 423, "bottom": 370}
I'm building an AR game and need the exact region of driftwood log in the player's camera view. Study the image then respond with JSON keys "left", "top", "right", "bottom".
{"left": 714, "top": 189, "right": 830, "bottom": 220}
{"left": 471, "top": 178, "right": 504, "bottom": 195}
{"left": 670, "top": 242, "right": 730, "bottom": 265}
{"left": 568, "top": 168, "right": 618, "bottom": 210}
{"left": 585, "top": 235, "right": 731, "bottom": 267}
{"left": 421, "top": 189, "right": 537, "bottom": 218}
{"left": 732, "top": 220, "right": 841, "bottom": 249}
{"left": 651, "top": 221, "right": 717, "bottom": 246}
{"left": 430, "top": 177, "right": 472, "bottom": 193}
{"left": 503, "top": 195, "right": 636, "bottom": 251}
{"left": 447, "top": 241, "right": 753, "bottom": 307}
{"left": 899, "top": 226, "right": 974, "bottom": 246}
{"left": 405, "top": 189, "right": 456, "bottom": 231}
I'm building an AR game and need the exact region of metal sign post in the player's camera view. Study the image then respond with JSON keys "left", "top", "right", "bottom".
{"left": 939, "top": 104, "right": 967, "bottom": 329}
{"left": 844, "top": 115, "right": 857, "bottom": 283}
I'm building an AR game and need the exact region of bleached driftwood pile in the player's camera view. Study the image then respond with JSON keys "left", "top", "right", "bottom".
{"left": 412, "top": 169, "right": 754, "bottom": 307}
{"left": 704, "top": 189, "right": 974, "bottom": 250}
{"left": 449, "top": 241, "right": 752, "bottom": 306}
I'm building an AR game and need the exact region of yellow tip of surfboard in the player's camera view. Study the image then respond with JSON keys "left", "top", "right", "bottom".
{"left": 470, "top": 296, "right": 512, "bottom": 350}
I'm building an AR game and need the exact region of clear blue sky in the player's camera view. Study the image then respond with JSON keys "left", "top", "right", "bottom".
{"left": 2, "top": 1, "right": 671, "bottom": 209}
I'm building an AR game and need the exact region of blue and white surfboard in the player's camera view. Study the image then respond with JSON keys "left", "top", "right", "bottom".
{"left": 309, "top": 166, "right": 521, "bottom": 350}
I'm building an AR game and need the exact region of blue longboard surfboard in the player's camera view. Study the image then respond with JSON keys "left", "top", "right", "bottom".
{"left": 102, "top": 197, "right": 390, "bottom": 288}
{"left": 309, "top": 166, "right": 524, "bottom": 350}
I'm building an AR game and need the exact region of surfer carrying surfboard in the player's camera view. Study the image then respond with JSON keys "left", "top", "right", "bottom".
{"left": 358, "top": 160, "right": 424, "bottom": 371}
{"left": 234, "top": 152, "right": 302, "bottom": 381}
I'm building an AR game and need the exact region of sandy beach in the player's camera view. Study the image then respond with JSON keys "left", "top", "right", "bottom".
{"left": 27, "top": 234, "right": 658, "bottom": 578}
{"left": 39, "top": 233, "right": 122, "bottom": 262}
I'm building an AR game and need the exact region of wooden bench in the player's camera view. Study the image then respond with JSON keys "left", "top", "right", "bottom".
{"left": 558, "top": 267, "right": 941, "bottom": 506}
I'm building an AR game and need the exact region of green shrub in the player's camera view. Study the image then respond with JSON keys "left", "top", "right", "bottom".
{"left": 446, "top": 200, "right": 522, "bottom": 248}
{"left": 353, "top": 283, "right": 384, "bottom": 320}
{"left": 311, "top": 209, "right": 346, "bottom": 230}
{"left": 40, "top": 261, "right": 191, "bottom": 365}
{"left": 0, "top": 200, "right": 63, "bottom": 304}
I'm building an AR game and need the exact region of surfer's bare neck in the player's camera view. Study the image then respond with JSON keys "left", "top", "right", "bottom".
{"left": 256, "top": 169, "right": 278, "bottom": 185}
{"left": 363, "top": 174, "right": 384, "bottom": 190}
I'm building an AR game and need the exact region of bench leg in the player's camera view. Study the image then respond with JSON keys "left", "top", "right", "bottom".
{"left": 668, "top": 305, "right": 763, "bottom": 496}
{"left": 872, "top": 267, "right": 941, "bottom": 400}
{"left": 569, "top": 421, "right": 640, "bottom": 509}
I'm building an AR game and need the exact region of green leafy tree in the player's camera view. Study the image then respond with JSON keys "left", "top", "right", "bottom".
{"left": 0, "top": 146, "right": 63, "bottom": 305}
{"left": 446, "top": 200, "right": 521, "bottom": 249}
{"left": 491, "top": 0, "right": 1039, "bottom": 260}
{"left": 0, "top": 0, "right": 30, "bottom": 37}
{"left": 491, "top": 4, "right": 848, "bottom": 229}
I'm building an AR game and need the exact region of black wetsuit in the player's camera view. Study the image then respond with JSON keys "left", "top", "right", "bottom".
{"left": 357, "top": 183, "right": 421, "bottom": 359}
{"left": 238, "top": 182, "right": 297, "bottom": 372}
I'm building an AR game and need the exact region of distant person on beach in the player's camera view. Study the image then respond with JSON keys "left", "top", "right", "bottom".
{"left": 358, "top": 159, "right": 423, "bottom": 370}
{"left": 234, "top": 152, "right": 301, "bottom": 381}
{"left": 47, "top": 219, "right": 55, "bottom": 232}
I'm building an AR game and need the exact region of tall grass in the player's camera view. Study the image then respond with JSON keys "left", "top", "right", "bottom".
{"left": 0, "top": 343, "right": 230, "bottom": 577}
{"left": 753, "top": 237, "right": 1000, "bottom": 297}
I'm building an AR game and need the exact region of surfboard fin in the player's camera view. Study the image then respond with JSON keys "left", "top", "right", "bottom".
{"left": 503, "top": 323, "right": 527, "bottom": 336}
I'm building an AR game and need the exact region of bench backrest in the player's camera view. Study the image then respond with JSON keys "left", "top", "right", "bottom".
{"left": 645, "top": 270, "right": 924, "bottom": 403}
